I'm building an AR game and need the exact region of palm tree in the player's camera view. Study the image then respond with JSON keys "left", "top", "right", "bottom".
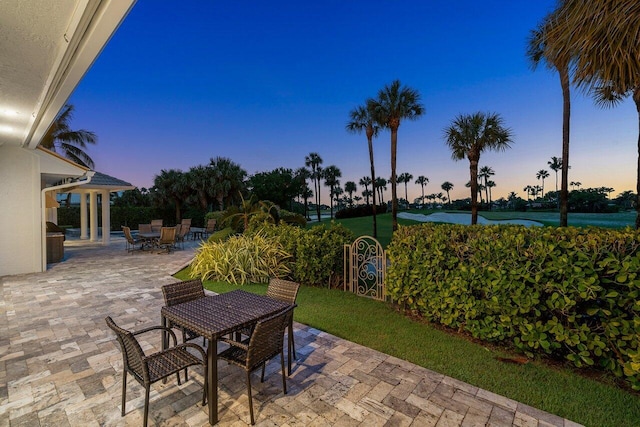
{"left": 347, "top": 101, "right": 381, "bottom": 236}
{"left": 441, "top": 181, "right": 453, "bottom": 207}
{"left": 295, "top": 167, "right": 312, "bottom": 219}
{"left": 305, "top": 152, "right": 324, "bottom": 222}
{"left": 153, "top": 169, "right": 188, "bottom": 223}
{"left": 398, "top": 172, "right": 413, "bottom": 207}
{"left": 209, "top": 157, "right": 247, "bottom": 211}
{"left": 570, "top": 181, "right": 582, "bottom": 190}
{"left": 344, "top": 181, "right": 357, "bottom": 207}
{"left": 375, "top": 177, "right": 387, "bottom": 204}
{"left": 415, "top": 176, "right": 429, "bottom": 205}
{"left": 445, "top": 112, "right": 513, "bottom": 224}
{"left": 362, "top": 189, "right": 372, "bottom": 204}
{"left": 486, "top": 180, "right": 496, "bottom": 207}
{"left": 524, "top": 185, "right": 533, "bottom": 202}
{"left": 323, "top": 165, "right": 342, "bottom": 219}
{"left": 508, "top": 191, "right": 518, "bottom": 209}
{"left": 359, "top": 176, "right": 372, "bottom": 204}
{"left": 41, "top": 104, "right": 97, "bottom": 168}
{"left": 370, "top": 80, "right": 425, "bottom": 231}
{"left": 547, "top": 156, "right": 563, "bottom": 194}
{"left": 478, "top": 166, "right": 495, "bottom": 209}
{"left": 536, "top": 169, "right": 550, "bottom": 198}
{"left": 186, "top": 165, "right": 215, "bottom": 210}
{"left": 527, "top": 12, "right": 574, "bottom": 227}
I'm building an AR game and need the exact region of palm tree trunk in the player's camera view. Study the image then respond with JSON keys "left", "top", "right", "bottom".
{"left": 470, "top": 158, "right": 479, "bottom": 225}
{"left": 368, "top": 136, "right": 378, "bottom": 238}
{"left": 634, "top": 89, "right": 640, "bottom": 229}
{"left": 330, "top": 185, "right": 334, "bottom": 219}
{"left": 390, "top": 128, "right": 399, "bottom": 231}
{"left": 315, "top": 175, "right": 321, "bottom": 222}
{"left": 421, "top": 185, "right": 425, "bottom": 204}
{"left": 559, "top": 66, "right": 571, "bottom": 227}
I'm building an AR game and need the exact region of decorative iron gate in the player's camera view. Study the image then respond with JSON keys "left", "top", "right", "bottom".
{"left": 343, "top": 236, "right": 386, "bottom": 301}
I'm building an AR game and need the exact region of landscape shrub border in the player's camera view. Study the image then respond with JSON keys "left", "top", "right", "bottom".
{"left": 386, "top": 223, "right": 640, "bottom": 389}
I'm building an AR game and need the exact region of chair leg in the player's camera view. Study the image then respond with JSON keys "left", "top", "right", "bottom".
{"left": 280, "top": 351, "right": 287, "bottom": 395}
{"left": 260, "top": 362, "right": 266, "bottom": 382}
{"left": 247, "top": 371, "right": 255, "bottom": 425}
{"left": 289, "top": 320, "right": 296, "bottom": 359}
{"left": 143, "top": 386, "right": 150, "bottom": 427}
{"left": 202, "top": 363, "right": 208, "bottom": 406}
{"left": 121, "top": 369, "right": 127, "bottom": 416}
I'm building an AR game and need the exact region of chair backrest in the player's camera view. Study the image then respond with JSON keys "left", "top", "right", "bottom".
{"left": 151, "top": 219, "right": 163, "bottom": 232}
{"left": 181, "top": 218, "right": 192, "bottom": 226}
{"left": 205, "top": 218, "right": 216, "bottom": 232}
{"left": 158, "top": 227, "right": 176, "bottom": 244}
{"left": 161, "top": 279, "right": 205, "bottom": 307}
{"left": 122, "top": 226, "right": 135, "bottom": 244}
{"left": 105, "top": 316, "right": 148, "bottom": 382}
{"left": 179, "top": 225, "right": 190, "bottom": 238}
{"left": 266, "top": 278, "right": 300, "bottom": 305}
{"left": 246, "top": 307, "right": 292, "bottom": 370}
{"left": 174, "top": 224, "right": 182, "bottom": 236}
{"left": 139, "top": 223, "right": 152, "bottom": 233}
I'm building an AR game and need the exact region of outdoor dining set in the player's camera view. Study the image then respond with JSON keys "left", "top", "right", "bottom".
{"left": 106, "top": 277, "right": 300, "bottom": 426}
{"left": 122, "top": 218, "right": 216, "bottom": 254}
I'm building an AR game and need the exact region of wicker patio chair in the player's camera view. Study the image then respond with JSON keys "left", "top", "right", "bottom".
{"left": 122, "top": 226, "right": 144, "bottom": 253}
{"left": 236, "top": 278, "right": 301, "bottom": 374}
{"left": 266, "top": 278, "right": 300, "bottom": 374}
{"left": 218, "top": 307, "right": 293, "bottom": 425}
{"left": 156, "top": 227, "right": 177, "bottom": 253}
{"left": 161, "top": 279, "right": 206, "bottom": 347}
{"left": 105, "top": 316, "right": 207, "bottom": 427}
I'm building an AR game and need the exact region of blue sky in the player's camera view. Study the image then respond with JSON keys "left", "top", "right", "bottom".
{"left": 69, "top": 0, "right": 638, "bottom": 204}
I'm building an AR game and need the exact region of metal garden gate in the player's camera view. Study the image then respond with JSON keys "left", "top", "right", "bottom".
{"left": 343, "top": 236, "right": 386, "bottom": 300}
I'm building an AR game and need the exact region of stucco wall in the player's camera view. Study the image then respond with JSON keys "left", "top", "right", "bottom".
{"left": 0, "top": 145, "right": 43, "bottom": 276}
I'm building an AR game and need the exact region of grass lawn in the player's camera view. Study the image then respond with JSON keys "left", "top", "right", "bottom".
{"left": 174, "top": 269, "right": 639, "bottom": 427}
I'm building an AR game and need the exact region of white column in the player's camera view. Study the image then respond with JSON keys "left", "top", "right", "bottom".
{"left": 90, "top": 191, "right": 98, "bottom": 242}
{"left": 101, "top": 190, "right": 110, "bottom": 245}
{"left": 80, "top": 193, "right": 88, "bottom": 239}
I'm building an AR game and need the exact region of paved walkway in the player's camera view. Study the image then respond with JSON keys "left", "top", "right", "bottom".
{"left": 0, "top": 237, "right": 583, "bottom": 426}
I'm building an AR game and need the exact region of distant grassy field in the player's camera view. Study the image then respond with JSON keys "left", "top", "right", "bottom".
{"left": 313, "top": 210, "right": 636, "bottom": 248}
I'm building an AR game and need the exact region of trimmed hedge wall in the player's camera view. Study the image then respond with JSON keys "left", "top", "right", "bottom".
{"left": 248, "top": 222, "right": 354, "bottom": 288}
{"left": 386, "top": 223, "right": 640, "bottom": 389}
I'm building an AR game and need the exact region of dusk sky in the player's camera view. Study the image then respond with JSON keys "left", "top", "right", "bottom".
{"left": 69, "top": 0, "right": 638, "bottom": 205}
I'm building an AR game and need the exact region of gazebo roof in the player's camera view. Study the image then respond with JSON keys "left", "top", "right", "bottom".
{"left": 80, "top": 171, "right": 134, "bottom": 192}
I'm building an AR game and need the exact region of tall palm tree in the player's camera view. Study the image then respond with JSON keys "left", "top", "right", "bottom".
{"left": 305, "top": 152, "right": 324, "bottom": 222}
{"left": 295, "top": 167, "right": 312, "bottom": 219}
{"left": 547, "top": 156, "right": 563, "bottom": 194}
{"left": 370, "top": 80, "right": 425, "bottom": 231}
{"left": 444, "top": 112, "right": 513, "bottom": 224}
{"left": 186, "top": 165, "right": 215, "bottom": 210}
{"left": 536, "top": 169, "right": 550, "bottom": 198}
{"left": 375, "top": 177, "right": 387, "bottom": 204}
{"left": 441, "top": 181, "right": 453, "bottom": 207}
{"left": 41, "top": 104, "right": 97, "bottom": 168}
{"left": 344, "top": 181, "right": 357, "bottom": 207}
{"left": 323, "top": 165, "right": 342, "bottom": 219}
{"left": 524, "top": 185, "right": 533, "bottom": 202}
{"left": 478, "top": 166, "right": 495, "bottom": 209}
{"left": 527, "top": 12, "right": 574, "bottom": 227}
{"left": 397, "top": 172, "right": 413, "bottom": 206}
{"left": 486, "top": 180, "right": 496, "bottom": 207}
{"left": 347, "top": 101, "right": 381, "bottom": 237}
{"left": 359, "top": 176, "right": 372, "bottom": 204}
{"left": 415, "top": 176, "right": 429, "bottom": 205}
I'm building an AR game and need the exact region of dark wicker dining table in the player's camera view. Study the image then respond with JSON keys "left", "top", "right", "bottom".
{"left": 161, "top": 289, "right": 293, "bottom": 425}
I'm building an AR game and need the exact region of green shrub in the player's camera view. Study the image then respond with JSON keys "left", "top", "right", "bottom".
{"left": 190, "top": 231, "right": 290, "bottom": 285}
{"left": 249, "top": 222, "right": 354, "bottom": 287}
{"left": 207, "top": 227, "right": 235, "bottom": 243}
{"left": 386, "top": 223, "right": 640, "bottom": 389}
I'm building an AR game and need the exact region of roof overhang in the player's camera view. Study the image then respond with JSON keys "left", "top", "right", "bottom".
{"left": 0, "top": 0, "right": 136, "bottom": 149}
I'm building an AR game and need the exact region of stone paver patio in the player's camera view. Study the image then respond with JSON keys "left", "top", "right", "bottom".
{"left": 0, "top": 237, "right": 583, "bottom": 426}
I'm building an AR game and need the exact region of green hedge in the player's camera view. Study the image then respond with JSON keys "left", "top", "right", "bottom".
{"left": 386, "top": 223, "right": 640, "bottom": 389}
{"left": 249, "top": 222, "right": 354, "bottom": 288}
{"left": 56, "top": 206, "right": 192, "bottom": 230}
